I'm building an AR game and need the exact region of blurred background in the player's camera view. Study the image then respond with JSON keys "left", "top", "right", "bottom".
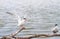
{"left": 0, "top": 0, "right": 60, "bottom": 39}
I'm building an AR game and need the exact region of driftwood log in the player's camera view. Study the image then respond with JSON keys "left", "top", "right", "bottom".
{"left": 1, "top": 34, "right": 60, "bottom": 39}
{"left": 1, "top": 27, "right": 60, "bottom": 39}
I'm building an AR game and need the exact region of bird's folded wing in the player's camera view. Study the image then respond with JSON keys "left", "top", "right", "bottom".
{"left": 52, "top": 26, "right": 58, "bottom": 31}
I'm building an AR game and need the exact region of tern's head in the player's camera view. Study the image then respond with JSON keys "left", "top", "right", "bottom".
{"left": 23, "top": 18, "right": 27, "bottom": 20}
{"left": 55, "top": 24, "right": 58, "bottom": 26}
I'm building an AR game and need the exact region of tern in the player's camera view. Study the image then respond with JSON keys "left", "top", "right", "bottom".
{"left": 6, "top": 12, "right": 27, "bottom": 28}
{"left": 52, "top": 24, "right": 58, "bottom": 34}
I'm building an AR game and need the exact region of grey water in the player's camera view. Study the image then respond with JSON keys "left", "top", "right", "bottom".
{"left": 0, "top": 0, "right": 60, "bottom": 39}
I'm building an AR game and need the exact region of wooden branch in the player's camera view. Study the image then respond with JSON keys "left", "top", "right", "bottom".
{"left": 9, "top": 27, "right": 25, "bottom": 37}
{"left": 8, "top": 33, "right": 60, "bottom": 39}
{"left": 1, "top": 34, "right": 60, "bottom": 39}
{"left": 14, "top": 34, "right": 60, "bottom": 39}
{"left": 29, "top": 34, "right": 60, "bottom": 38}
{"left": 1, "top": 27, "right": 25, "bottom": 39}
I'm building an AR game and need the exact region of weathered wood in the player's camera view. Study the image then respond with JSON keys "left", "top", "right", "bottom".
{"left": 1, "top": 36, "right": 14, "bottom": 39}
{"left": 14, "top": 34, "right": 60, "bottom": 39}
{"left": 29, "top": 34, "right": 60, "bottom": 38}
{"left": 9, "top": 26, "right": 25, "bottom": 37}
{"left": 15, "top": 37, "right": 31, "bottom": 39}
{"left": 1, "top": 34, "right": 60, "bottom": 39}
{"left": 1, "top": 27, "right": 25, "bottom": 39}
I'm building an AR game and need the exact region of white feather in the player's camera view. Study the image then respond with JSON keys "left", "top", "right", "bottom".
{"left": 12, "top": 13, "right": 26, "bottom": 26}
{"left": 52, "top": 26, "right": 58, "bottom": 31}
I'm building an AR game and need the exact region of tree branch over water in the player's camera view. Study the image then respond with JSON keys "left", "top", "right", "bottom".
{"left": 1, "top": 27, "right": 60, "bottom": 39}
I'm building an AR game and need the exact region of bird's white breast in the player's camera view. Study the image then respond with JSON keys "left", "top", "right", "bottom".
{"left": 18, "top": 19, "right": 26, "bottom": 26}
{"left": 52, "top": 26, "right": 58, "bottom": 31}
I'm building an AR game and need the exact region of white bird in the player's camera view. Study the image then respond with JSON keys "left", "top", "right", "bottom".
{"left": 6, "top": 12, "right": 27, "bottom": 27}
{"left": 52, "top": 24, "right": 58, "bottom": 34}
{"left": 17, "top": 16, "right": 27, "bottom": 27}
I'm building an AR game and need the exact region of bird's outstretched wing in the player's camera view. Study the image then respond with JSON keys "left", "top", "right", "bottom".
{"left": 6, "top": 12, "right": 14, "bottom": 15}
{"left": 6, "top": 12, "right": 21, "bottom": 19}
{"left": 6, "top": 12, "right": 22, "bottom": 26}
